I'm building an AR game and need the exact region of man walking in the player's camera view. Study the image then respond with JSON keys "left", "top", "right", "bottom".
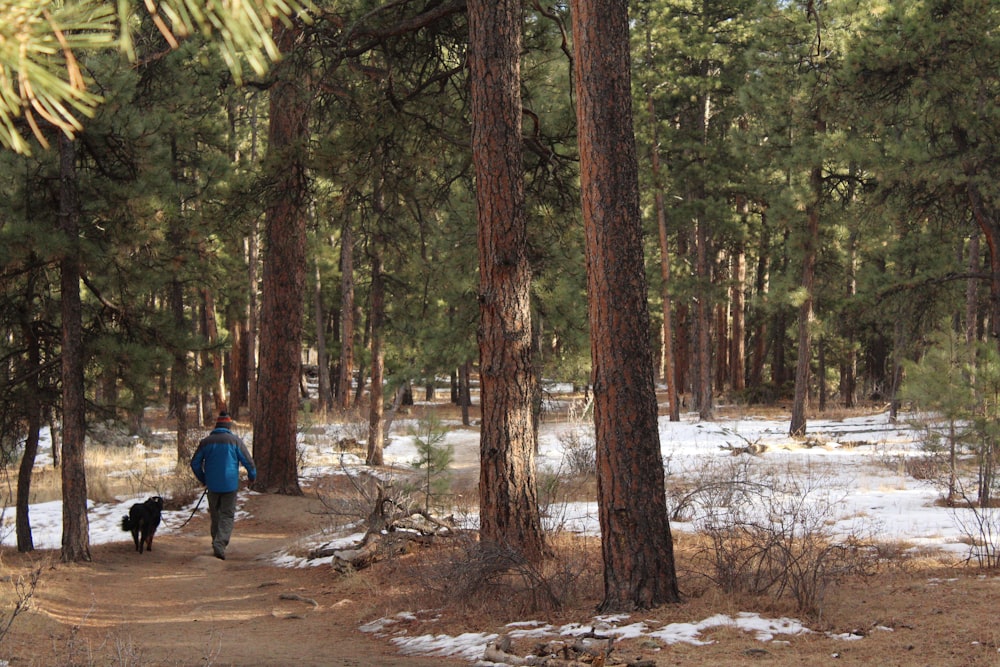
{"left": 191, "top": 411, "right": 257, "bottom": 560}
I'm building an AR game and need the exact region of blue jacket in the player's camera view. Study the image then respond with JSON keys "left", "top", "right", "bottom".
{"left": 190, "top": 428, "right": 256, "bottom": 493}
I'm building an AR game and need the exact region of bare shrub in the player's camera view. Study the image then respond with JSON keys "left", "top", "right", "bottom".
{"left": 948, "top": 477, "right": 1000, "bottom": 568}
{"left": 339, "top": 412, "right": 371, "bottom": 449}
{"left": 904, "top": 454, "right": 948, "bottom": 481}
{"left": 666, "top": 455, "right": 767, "bottom": 522}
{"left": 418, "top": 533, "right": 602, "bottom": 617}
{"left": 558, "top": 427, "right": 595, "bottom": 478}
{"left": 685, "top": 462, "right": 879, "bottom": 619}
{"left": 0, "top": 563, "right": 41, "bottom": 645}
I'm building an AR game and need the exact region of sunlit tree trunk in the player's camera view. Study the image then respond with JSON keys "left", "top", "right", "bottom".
{"left": 571, "top": 0, "right": 679, "bottom": 611}
{"left": 253, "top": 18, "right": 308, "bottom": 495}
{"left": 469, "top": 0, "right": 546, "bottom": 562}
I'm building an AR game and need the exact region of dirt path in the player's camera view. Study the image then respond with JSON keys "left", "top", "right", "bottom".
{"left": 0, "top": 492, "right": 465, "bottom": 666}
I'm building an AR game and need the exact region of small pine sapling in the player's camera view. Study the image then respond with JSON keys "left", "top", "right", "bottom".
{"left": 410, "top": 414, "right": 454, "bottom": 514}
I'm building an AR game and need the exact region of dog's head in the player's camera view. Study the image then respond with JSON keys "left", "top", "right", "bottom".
{"left": 146, "top": 496, "right": 164, "bottom": 511}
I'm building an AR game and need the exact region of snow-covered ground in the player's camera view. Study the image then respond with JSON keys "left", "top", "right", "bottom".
{"left": 2, "top": 407, "right": 992, "bottom": 663}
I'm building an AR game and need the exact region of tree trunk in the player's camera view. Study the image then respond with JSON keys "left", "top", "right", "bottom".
{"left": 367, "top": 250, "right": 385, "bottom": 467}
{"left": 749, "top": 215, "right": 770, "bottom": 389}
{"left": 169, "top": 334, "right": 189, "bottom": 458}
{"left": 246, "top": 222, "right": 260, "bottom": 420}
{"left": 168, "top": 139, "right": 190, "bottom": 460}
{"left": 571, "top": 0, "right": 679, "bottom": 610}
{"left": 840, "top": 228, "right": 858, "bottom": 408}
{"left": 253, "top": 18, "right": 308, "bottom": 496}
{"left": 16, "top": 311, "right": 41, "bottom": 552}
{"left": 818, "top": 337, "right": 827, "bottom": 412}
{"left": 965, "top": 180, "right": 1000, "bottom": 356}
{"left": 730, "top": 241, "right": 747, "bottom": 394}
{"left": 966, "top": 228, "right": 980, "bottom": 346}
{"left": 314, "top": 256, "right": 332, "bottom": 412}
{"left": 646, "top": 94, "right": 679, "bottom": 422}
{"left": 789, "top": 161, "right": 822, "bottom": 437}
{"left": 58, "top": 133, "right": 91, "bottom": 563}
{"left": 338, "top": 222, "right": 355, "bottom": 409}
{"left": 229, "top": 319, "right": 249, "bottom": 419}
{"left": 459, "top": 360, "right": 471, "bottom": 427}
{"left": 694, "top": 214, "right": 713, "bottom": 420}
{"left": 201, "top": 288, "right": 226, "bottom": 413}
{"left": 469, "top": 0, "right": 546, "bottom": 563}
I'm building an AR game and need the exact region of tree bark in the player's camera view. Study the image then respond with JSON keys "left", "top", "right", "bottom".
{"left": 253, "top": 18, "right": 308, "bottom": 495}
{"left": 731, "top": 241, "right": 747, "bottom": 394}
{"left": 314, "top": 255, "right": 332, "bottom": 412}
{"left": 571, "top": 0, "right": 679, "bottom": 610}
{"left": 338, "top": 222, "right": 356, "bottom": 409}
{"left": 58, "top": 133, "right": 91, "bottom": 563}
{"left": 367, "top": 249, "right": 386, "bottom": 466}
{"left": 749, "top": 215, "right": 770, "bottom": 389}
{"left": 16, "top": 308, "right": 40, "bottom": 552}
{"left": 469, "top": 0, "right": 546, "bottom": 563}
{"left": 789, "top": 160, "right": 822, "bottom": 437}
{"left": 201, "top": 288, "right": 226, "bottom": 414}
{"left": 646, "top": 94, "right": 680, "bottom": 422}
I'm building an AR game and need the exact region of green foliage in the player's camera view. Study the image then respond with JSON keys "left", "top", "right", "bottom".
{"left": 0, "top": 0, "right": 313, "bottom": 155}
{"left": 902, "top": 330, "right": 1000, "bottom": 505}
{"left": 409, "top": 413, "right": 453, "bottom": 514}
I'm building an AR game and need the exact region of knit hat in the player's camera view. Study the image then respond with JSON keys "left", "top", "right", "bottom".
{"left": 215, "top": 411, "right": 233, "bottom": 427}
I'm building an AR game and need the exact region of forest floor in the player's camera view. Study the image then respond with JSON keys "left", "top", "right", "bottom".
{"left": 1, "top": 407, "right": 999, "bottom": 666}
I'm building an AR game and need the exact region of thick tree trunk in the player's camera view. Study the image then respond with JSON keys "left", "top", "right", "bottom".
{"left": 253, "top": 18, "right": 308, "bottom": 496}
{"left": 58, "top": 133, "right": 91, "bottom": 563}
{"left": 469, "top": 0, "right": 546, "bottom": 563}
{"left": 571, "top": 0, "right": 679, "bottom": 611}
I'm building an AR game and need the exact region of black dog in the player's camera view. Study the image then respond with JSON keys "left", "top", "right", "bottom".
{"left": 121, "top": 496, "right": 163, "bottom": 554}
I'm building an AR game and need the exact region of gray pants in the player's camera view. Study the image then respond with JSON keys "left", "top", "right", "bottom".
{"left": 207, "top": 490, "right": 238, "bottom": 556}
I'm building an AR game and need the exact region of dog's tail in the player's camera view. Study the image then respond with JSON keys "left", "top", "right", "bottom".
{"left": 121, "top": 515, "right": 132, "bottom": 532}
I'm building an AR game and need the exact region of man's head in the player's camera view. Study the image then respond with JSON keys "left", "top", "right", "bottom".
{"left": 215, "top": 411, "right": 233, "bottom": 428}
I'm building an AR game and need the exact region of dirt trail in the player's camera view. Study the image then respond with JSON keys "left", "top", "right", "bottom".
{"left": 1, "top": 491, "right": 464, "bottom": 666}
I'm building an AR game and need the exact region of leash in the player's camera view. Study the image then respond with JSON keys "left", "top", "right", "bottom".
{"left": 177, "top": 488, "right": 208, "bottom": 529}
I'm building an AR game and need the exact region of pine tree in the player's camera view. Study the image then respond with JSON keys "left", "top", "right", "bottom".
{"left": 572, "top": 0, "right": 680, "bottom": 610}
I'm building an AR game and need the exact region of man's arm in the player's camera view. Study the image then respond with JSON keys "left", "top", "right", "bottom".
{"left": 237, "top": 441, "right": 257, "bottom": 482}
{"left": 190, "top": 445, "right": 207, "bottom": 485}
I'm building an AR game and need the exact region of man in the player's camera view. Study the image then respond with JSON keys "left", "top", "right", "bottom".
{"left": 190, "top": 411, "right": 257, "bottom": 560}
